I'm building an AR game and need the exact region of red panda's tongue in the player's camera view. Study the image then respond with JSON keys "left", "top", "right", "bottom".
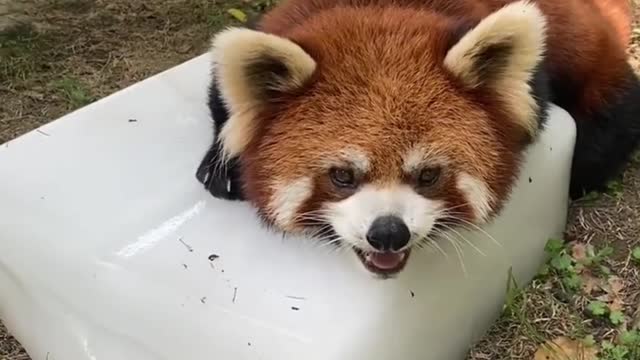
{"left": 368, "top": 252, "right": 405, "bottom": 270}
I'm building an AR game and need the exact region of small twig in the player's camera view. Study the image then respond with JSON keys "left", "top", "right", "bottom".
{"left": 178, "top": 237, "right": 193, "bottom": 252}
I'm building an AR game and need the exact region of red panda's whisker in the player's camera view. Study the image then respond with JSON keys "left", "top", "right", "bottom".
{"left": 416, "top": 238, "right": 433, "bottom": 252}
{"left": 304, "top": 225, "right": 335, "bottom": 239}
{"left": 440, "top": 232, "right": 468, "bottom": 277}
{"left": 445, "top": 227, "right": 486, "bottom": 256}
{"left": 294, "top": 215, "right": 330, "bottom": 223}
{"left": 295, "top": 220, "right": 329, "bottom": 228}
{"left": 306, "top": 234, "right": 340, "bottom": 250}
{"left": 436, "top": 216, "right": 502, "bottom": 248}
{"left": 439, "top": 203, "right": 472, "bottom": 213}
{"left": 427, "top": 237, "right": 449, "bottom": 258}
{"left": 297, "top": 208, "right": 334, "bottom": 215}
{"left": 316, "top": 238, "right": 349, "bottom": 255}
{"left": 435, "top": 221, "right": 502, "bottom": 250}
{"left": 416, "top": 236, "right": 449, "bottom": 258}
{"left": 310, "top": 230, "right": 337, "bottom": 242}
{"left": 314, "top": 236, "right": 343, "bottom": 250}
{"left": 292, "top": 209, "right": 333, "bottom": 222}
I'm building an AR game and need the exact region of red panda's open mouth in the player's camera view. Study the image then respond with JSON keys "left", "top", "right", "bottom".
{"left": 353, "top": 248, "right": 412, "bottom": 277}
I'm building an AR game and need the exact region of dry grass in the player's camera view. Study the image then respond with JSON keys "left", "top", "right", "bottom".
{"left": 1, "top": 1, "right": 640, "bottom": 359}
{"left": 0, "top": 0, "right": 273, "bottom": 143}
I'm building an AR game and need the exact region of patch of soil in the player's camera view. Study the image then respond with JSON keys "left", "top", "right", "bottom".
{"left": 0, "top": 0, "right": 32, "bottom": 33}
{"left": 0, "top": 322, "right": 28, "bottom": 360}
{"left": 0, "top": 0, "right": 265, "bottom": 144}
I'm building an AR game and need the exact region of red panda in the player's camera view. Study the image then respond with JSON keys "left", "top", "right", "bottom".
{"left": 195, "top": 0, "right": 640, "bottom": 277}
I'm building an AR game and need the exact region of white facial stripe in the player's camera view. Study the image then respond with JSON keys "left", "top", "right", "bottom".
{"left": 269, "top": 177, "right": 313, "bottom": 229}
{"left": 456, "top": 172, "right": 494, "bottom": 223}
{"left": 327, "top": 184, "right": 445, "bottom": 251}
{"left": 340, "top": 148, "right": 370, "bottom": 173}
{"left": 402, "top": 147, "right": 427, "bottom": 173}
{"left": 322, "top": 148, "right": 371, "bottom": 173}
{"left": 402, "top": 146, "right": 449, "bottom": 173}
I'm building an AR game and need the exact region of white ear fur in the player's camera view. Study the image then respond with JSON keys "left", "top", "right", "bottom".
{"left": 210, "top": 27, "right": 317, "bottom": 158}
{"left": 444, "top": 0, "right": 547, "bottom": 136}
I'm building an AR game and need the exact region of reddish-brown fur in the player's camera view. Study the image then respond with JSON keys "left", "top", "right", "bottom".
{"left": 236, "top": 0, "right": 633, "bottom": 227}
{"left": 261, "top": 0, "right": 633, "bottom": 113}
{"left": 592, "top": 0, "right": 632, "bottom": 46}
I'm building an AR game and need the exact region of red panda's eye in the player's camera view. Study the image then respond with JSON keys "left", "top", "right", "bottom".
{"left": 329, "top": 168, "right": 356, "bottom": 188}
{"left": 418, "top": 166, "right": 442, "bottom": 187}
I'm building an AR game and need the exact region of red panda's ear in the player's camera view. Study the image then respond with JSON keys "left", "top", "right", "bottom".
{"left": 443, "top": 0, "right": 547, "bottom": 136}
{"left": 210, "top": 28, "right": 317, "bottom": 158}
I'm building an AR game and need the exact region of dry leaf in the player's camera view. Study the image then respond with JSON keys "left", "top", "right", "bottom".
{"left": 227, "top": 8, "right": 248, "bottom": 23}
{"left": 601, "top": 276, "right": 626, "bottom": 311}
{"left": 610, "top": 298, "right": 625, "bottom": 312}
{"left": 607, "top": 276, "right": 625, "bottom": 296}
{"left": 572, "top": 243, "right": 588, "bottom": 262}
{"left": 533, "top": 336, "right": 598, "bottom": 360}
{"left": 580, "top": 272, "right": 602, "bottom": 295}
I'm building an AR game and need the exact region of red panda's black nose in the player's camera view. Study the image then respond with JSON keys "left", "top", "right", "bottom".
{"left": 366, "top": 216, "right": 411, "bottom": 252}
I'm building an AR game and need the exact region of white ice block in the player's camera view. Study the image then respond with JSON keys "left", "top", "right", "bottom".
{"left": 0, "top": 54, "right": 575, "bottom": 360}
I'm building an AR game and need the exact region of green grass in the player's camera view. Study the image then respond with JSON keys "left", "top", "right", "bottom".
{"left": 572, "top": 175, "right": 626, "bottom": 204}
{"left": 501, "top": 268, "right": 550, "bottom": 344}
{"left": 52, "top": 77, "right": 95, "bottom": 108}
{"left": 0, "top": 24, "right": 52, "bottom": 84}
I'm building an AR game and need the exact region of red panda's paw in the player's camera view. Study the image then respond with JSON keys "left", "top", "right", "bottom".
{"left": 195, "top": 141, "right": 245, "bottom": 201}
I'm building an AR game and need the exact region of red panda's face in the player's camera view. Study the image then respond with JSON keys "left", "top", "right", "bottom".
{"left": 211, "top": 1, "right": 547, "bottom": 277}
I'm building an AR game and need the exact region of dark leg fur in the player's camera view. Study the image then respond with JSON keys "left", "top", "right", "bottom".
{"left": 195, "top": 74, "right": 246, "bottom": 200}
{"left": 196, "top": 18, "right": 264, "bottom": 201}
{"left": 568, "top": 66, "right": 640, "bottom": 199}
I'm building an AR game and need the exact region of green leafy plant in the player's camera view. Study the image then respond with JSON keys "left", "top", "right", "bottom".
{"left": 632, "top": 247, "right": 640, "bottom": 264}
{"left": 540, "top": 238, "right": 583, "bottom": 292}
{"left": 227, "top": 8, "right": 248, "bottom": 22}
{"left": 578, "top": 190, "right": 601, "bottom": 203}
{"left": 582, "top": 334, "right": 596, "bottom": 347}
{"left": 605, "top": 179, "right": 624, "bottom": 199}
{"left": 576, "top": 244, "right": 614, "bottom": 277}
{"left": 587, "top": 300, "right": 608, "bottom": 316}
{"left": 585, "top": 301, "right": 626, "bottom": 327}
{"left": 599, "top": 332, "right": 640, "bottom": 360}
{"left": 608, "top": 310, "right": 625, "bottom": 325}
{"left": 601, "top": 341, "right": 629, "bottom": 360}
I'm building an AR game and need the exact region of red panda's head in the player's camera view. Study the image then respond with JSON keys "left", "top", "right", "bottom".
{"left": 211, "top": 0, "right": 548, "bottom": 277}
